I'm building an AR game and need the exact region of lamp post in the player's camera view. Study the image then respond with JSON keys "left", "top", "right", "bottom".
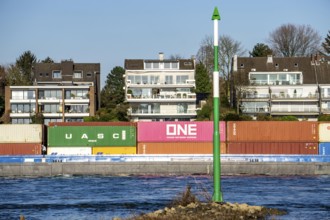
{"left": 212, "top": 6, "right": 223, "bottom": 203}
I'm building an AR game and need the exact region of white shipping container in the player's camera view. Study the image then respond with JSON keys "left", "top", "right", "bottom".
{"left": 0, "top": 124, "right": 43, "bottom": 143}
{"left": 319, "top": 123, "right": 330, "bottom": 142}
{"left": 47, "top": 147, "right": 92, "bottom": 155}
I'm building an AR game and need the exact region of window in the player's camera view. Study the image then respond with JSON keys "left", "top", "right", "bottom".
{"left": 165, "top": 75, "right": 173, "bottom": 84}
{"left": 171, "top": 62, "right": 178, "bottom": 69}
{"left": 39, "top": 73, "right": 43, "bottom": 77}
{"left": 176, "top": 75, "right": 189, "bottom": 84}
{"left": 86, "top": 72, "right": 92, "bottom": 77}
{"left": 153, "top": 62, "right": 159, "bottom": 69}
{"left": 164, "top": 62, "right": 171, "bottom": 69}
{"left": 145, "top": 63, "right": 152, "bottom": 69}
{"left": 73, "top": 71, "right": 83, "bottom": 79}
{"left": 52, "top": 70, "right": 62, "bottom": 79}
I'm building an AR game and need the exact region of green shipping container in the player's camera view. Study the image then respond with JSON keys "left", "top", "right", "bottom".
{"left": 48, "top": 126, "right": 136, "bottom": 147}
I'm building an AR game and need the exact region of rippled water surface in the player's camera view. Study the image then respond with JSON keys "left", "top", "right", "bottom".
{"left": 0, "top": 175, "right": 329, "bottom": 220}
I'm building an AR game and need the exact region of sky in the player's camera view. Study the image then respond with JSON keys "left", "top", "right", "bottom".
{"left": 0, "top": 0, "right": 329, "bottom": 88}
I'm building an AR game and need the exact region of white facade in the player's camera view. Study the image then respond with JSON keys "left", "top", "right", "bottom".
{"left": 125, "top": 59, "right": 197, "bottom": 121}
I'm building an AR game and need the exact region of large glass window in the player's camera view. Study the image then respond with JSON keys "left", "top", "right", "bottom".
{"left": 65, "top": 89, "right": 88, "bottom": 99}
{"left": 176, "top": 75, "right": 189, "bottom": 84}
{"left": 12, "top": 90, "right": 35, "bottom": 100}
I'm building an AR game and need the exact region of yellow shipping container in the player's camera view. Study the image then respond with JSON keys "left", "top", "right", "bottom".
{"left": 92, "top": 146, "right": 136, "bottom": 155}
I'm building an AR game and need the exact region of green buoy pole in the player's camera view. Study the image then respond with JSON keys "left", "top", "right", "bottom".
{"left": 212, "top": 6, "right": 223, "bottom": 203}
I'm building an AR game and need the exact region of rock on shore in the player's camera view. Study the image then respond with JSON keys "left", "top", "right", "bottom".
{"left": 121, "top": 202, "right": 286, "bottom": 220}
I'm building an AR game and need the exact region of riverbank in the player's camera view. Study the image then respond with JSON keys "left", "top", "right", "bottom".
{"left": 0, "top": 161, "right": 329, "bottom": 177}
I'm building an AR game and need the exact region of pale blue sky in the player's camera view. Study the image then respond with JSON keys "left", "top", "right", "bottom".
{"left": 0, "top": 0, "right": 329, "bottom": 87}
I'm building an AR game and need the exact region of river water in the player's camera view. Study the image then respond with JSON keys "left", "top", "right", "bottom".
{"left": 0, "top": 175, "right": 329, "bottom": 220}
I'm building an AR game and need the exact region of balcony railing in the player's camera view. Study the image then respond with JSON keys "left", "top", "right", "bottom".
{"left": 271, "top": 106, "right": 319, "bottom": 113}
{"left": 129, "top": 109, "right": 196, "bottom": 115}
{"left": 271, "top": 93, "right": 319, "bottom": 99}
{"left": 126, "top": 79, "right": 195, "bottom": 86}
{"left": 240, "top": 107, "right": 269, "bottom": 113}
{"left": 241, "top": 94, "right": 270, "bottom": 99}
{"left": 127, "top": 93, "right": 196, "bottom": 100}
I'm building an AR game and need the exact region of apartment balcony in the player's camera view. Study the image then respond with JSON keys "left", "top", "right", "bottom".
{"left": 126, "top": 93, "right": 196, "bottom": 103}
{"left": 271, "top": 106, "right": 319, "bottom": 115}
{"left": 240, "top": 107, "right": 269, "bottom": 113}
{"left": 128, "top": 109, "right": 197, "bottom": 117}
{"left": 321, "top": 108, "right": 330, "bottom": 114}
{"left": 271, "top": 93, "right": 319, "bottom": 101}
{"left": 240, "top": 94, "right": 270, "bottom": 101}
{"left": 64, "top": 112, "right": 89, "bottom": 117}
{"left": 320, "top": 94, "right": 330, "bottom": 101}
{"left": 10, "top": 99, "right": 36, "bottom": 104}
{"left": 37, "top": 97, "right": 62, "bottom": 104}
{"left": 126, "top": 79, "right": 195, "bottom": 88}
{"left": 64, "top": 97, "right": 90, "bottom": 104}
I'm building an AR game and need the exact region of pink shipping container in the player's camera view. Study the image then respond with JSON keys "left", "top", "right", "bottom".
{"left": 137, "top": 121, "right": 226, "bottom": 142}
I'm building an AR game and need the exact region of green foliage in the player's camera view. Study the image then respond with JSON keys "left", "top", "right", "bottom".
{"left": 249, "top": 43, "right": 273, "bottom": 57}
{"left": 318, "top": 114, "right": 330, "bottom": 121}
{"left": 196, "top": 103, "right": 212, "bottom": 121}
{"left": 195, "top": 63, "right": 211, "bottom": 93}
{"left": 322, "top": 30, "right": 330, "bottom": 54}
{"left": 273, "top": 115, "right": 299, "bottom": 121}
{"left": 223, "top": 113, "right": 241, "bottom": 121}
{"left": 15, "top": 50, "right": 36, "bottom": 85}
{"left": 5, "top": 64, "right": 31, "bottom": 86}
{"left": 256, "top": 113, "right": 272, "bottom": 121}
{"left": 100, "top": 66, "right": 129, "bottom": 121}
{"left": 30, "top": 112, "right": 44, "bottom": 124}
{"left": 40, "top": 56, "right": 55, "bottom": 63}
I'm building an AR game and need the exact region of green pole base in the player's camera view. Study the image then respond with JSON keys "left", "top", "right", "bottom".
{"left": 212, "top": 191, "right": 224, "bottom": 203}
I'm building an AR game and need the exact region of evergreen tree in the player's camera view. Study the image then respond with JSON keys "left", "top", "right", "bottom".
{"left": 249, "top": 43, "right": 273, "bottom": 57}
{"left": 195, "top": 62, "right": 211, "bottom": 93}
{"left": 15, "top": 50, "right": 37, "bottom": 84}
{"left": 322, "top": 30, "right": 330, "bottom": 54}
{"left": 99, "top": 66, "right": 129, "bottom": 121}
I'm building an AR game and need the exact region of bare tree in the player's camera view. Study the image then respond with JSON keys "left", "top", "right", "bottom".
{"left": 268, "top": 23, "right": 321, "bottom": 57}
{"left": 196, "top": 35, "right": 245, "bottom": 107}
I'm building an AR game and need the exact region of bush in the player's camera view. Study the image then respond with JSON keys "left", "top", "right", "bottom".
{"left": 256, "top": 114, "right": 272, "bottom": 121}
{"left": 277, "top": 115, "right": 299, "bottom": 121}
{"left": 318, "top": 114, "right": 330, "bottom": 121}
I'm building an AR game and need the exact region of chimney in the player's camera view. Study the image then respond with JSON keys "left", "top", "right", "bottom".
{"left": 159, "top": 52, "right": 164, "bottom": 61}
{"left": 267, "top": 55, "right": 273, "bottom": 64}
{"left": 233, "top": 55, "right": 237, "bottom": 72}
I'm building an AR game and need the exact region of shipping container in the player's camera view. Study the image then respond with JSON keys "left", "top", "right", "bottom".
{"left": 48, "top": 126, "right": 136, "bottom": 147}
{"left": 137, "top": 121, "right": 226, "bottom": 142}
{"left": 0, "top": 124, "right": 43, "bottom": 143}
{"left": 227, "top": 142, "right": 318, "bottom": 154}
{"left": 47, "top": 147, "right": 92, "bottom": 155}
{"left": 227, "top": 121, "right": 318, "bottom": 142}
{"left": 92, "top": 146, "right": 136, "bottom": 155}
{"left": 0, "top": 143, "right": 42, "bottom": 155}
{"left": 137, "top": 142, "right": 227, "bottom": 154}
{"left": 318, "top": 142, "right": 330, "bottom": 155}
{"left": 319, "top": 123, "right": 330, "bottom": 142}
{"left": 48, "top": 122, "right": 136, "bottom": 127}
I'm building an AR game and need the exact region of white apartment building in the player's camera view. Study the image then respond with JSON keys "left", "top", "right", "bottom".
{"left": 124, "top": 53, "right": 197, "bottom": 121}
{"left": 232, "top": 55, "right": 330, "bottom": 121}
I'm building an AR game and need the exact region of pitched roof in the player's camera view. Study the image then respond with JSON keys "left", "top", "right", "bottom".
{"left": 234, "top": 55, "right": 330, "bottom": 84}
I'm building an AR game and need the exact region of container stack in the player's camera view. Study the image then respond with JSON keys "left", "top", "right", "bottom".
{"left": 47, "top": 122, "right": 137, "bottom": 155}
{"left": 318, "top": 123, "right": 330, "bottom": 155}
{"left": 0, "top": 124, "right": 44, "bottom": 155}
{"left": 226, "top": 121, "right": 319, "bottom": 154}
{"left": 137, "top": 121, "right": 226, "bottom": 154}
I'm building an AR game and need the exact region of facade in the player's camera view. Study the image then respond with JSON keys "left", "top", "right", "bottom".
{"left": 4, "top": 60, "right": 100, "bottom": 124}
{"left": 124, "top": 53, "right": 197, "bottom": 121}
{"left": 232, "top": 54, "right": 330, "bottom": 120}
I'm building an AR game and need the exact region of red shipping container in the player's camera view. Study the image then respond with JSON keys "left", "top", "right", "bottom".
{"left": 137, "top": 121, "right": 226, "bottom": 142}
{"left": 227, "top": 142, "right": 318, "bottom": 155}
{"left": 227, "top": 121, "right": 318, "bottom": 142}
{"left": 137, "top": 142, "right": 227, "bottom": 154}
{"left": 0, "top": 143, "right": 42, "bottom": 155}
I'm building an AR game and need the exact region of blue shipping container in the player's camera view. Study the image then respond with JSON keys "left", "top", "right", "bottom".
{"left": 318, "top": 143, "right": 330, "bottom": 155}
